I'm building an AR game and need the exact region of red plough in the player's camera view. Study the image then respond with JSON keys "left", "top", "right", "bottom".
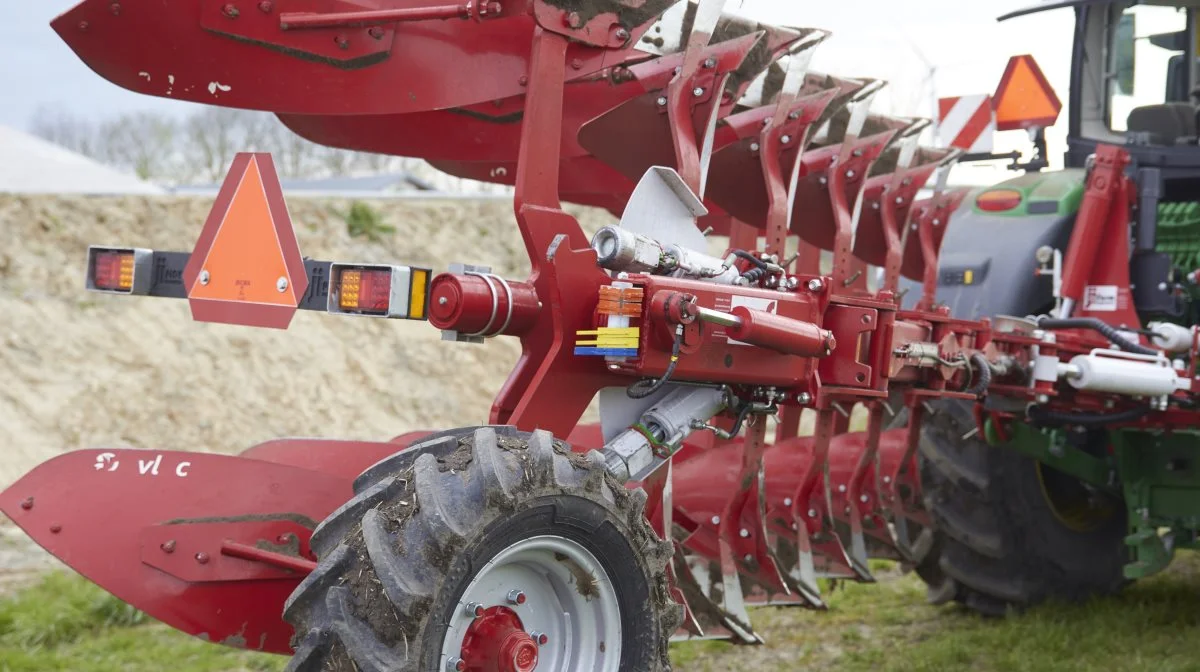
{"left": 10, "top": 0, "right": 1178, "bottom": 669}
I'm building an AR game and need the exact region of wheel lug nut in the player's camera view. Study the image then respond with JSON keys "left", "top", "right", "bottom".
{"left": 446, "top": 658, "right": 466, "bottom": 671}
{"left": 463, "top": 601, "right": 485, "bottom": 618}
{"left": 530, "top": 630, "right": 549, "bottom": 646}
{"left": 506, "top": 589, "right": 527, "bottom": 605}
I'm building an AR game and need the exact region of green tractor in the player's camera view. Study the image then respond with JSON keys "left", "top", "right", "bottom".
{"left": 911, "top": 0, "right": 1200, "bottom": 615}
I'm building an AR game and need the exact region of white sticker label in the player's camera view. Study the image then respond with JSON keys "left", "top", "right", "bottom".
{"left": 728, "top": 296, "right": 778, "bottom": 346}
{"left": 1083, "top": 285, "right": 1119, "bottom": 312}
{"left": 93, "top": 452, "right": 190, "bottom": 477}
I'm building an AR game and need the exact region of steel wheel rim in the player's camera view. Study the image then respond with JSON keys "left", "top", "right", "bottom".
{"left": 442, "top": 534, "right": 622, "bottom": 671}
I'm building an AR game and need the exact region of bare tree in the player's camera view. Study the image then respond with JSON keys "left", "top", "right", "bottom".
{"left": 29, "top": 106, "right": 98, "bottom": 158}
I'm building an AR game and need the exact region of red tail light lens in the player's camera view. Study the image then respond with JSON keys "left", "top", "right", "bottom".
{"left": 92, "top": 250, "right": 135, "bottom": 291}
{"left": 337, "top": 268, "right": 392, "bottom": 313}
{"left": 975, "top": 188, "right": 1023, "bottom": 212}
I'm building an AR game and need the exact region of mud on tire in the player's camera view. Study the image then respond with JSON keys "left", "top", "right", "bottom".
{"left": 918, "top": 400, "right": 1128, "bottom": 616}
{"left": 283, "top": 426, "right": 682, "bottom": 671}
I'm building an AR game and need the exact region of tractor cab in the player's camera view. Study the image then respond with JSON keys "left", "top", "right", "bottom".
{"left": 1007, "top": 0, "right": 1200, "bottom": 169}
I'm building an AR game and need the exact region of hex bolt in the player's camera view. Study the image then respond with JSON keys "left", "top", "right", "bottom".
{"left": 845, "top": 169, "right": 856, "bottom": 178}
{"left": 656, "top": 96, "right": 668, "bottom": 107}
{"left": 110, "top": 3, "right": 122, "bottom": 15}
{"left": 463, "top": 602, "right": 485, "bottom": 618}
{"left": 531, "top": 631, "right": 549, "bottom": 646}
{"left": 507, "top": 589, "right": 527, "bottom": 605}
{"left": 222, "top": 3, "right": 239, "bottom": 18}
{"left": 78, "top": 20, "right": 90, "bottom": 31}
{"left": 743, "top": 554, "right": 754, "bottom": 564}
{"left": 276, "top": 533, "right": 293, "bottom": 544}
{"left": 613, "top": 27, "right": 630, "bottom": 42}
{"left": 195, "top": 552, "right": 210, "bottom": 565}
{"left": 368, "top": 26, "right": 384, "bottom": 40}
{"left": 570, "top": 58, "right": 583, "bottom": 70}
{"left": 860, "top": 494, "right": 869, "bottom": 503}
{"left": 702, "top": 57, "right": 717, "bottom": 68}
{"left": 692, "top": 86, "right": 704, "bottom": 97}
{"left": 276, "top": 276, "right": 288, "bottom": 292}
{"left": 19, "top": 497, "right": 33, "bottom": 510}
{"left": 335, "top": 34, "right": 350, "bottom": 49}
{"left": 837, "top": 484, "right": 847, "bottom": 493}
{"left": 257, "top": 0, "right": 272, "bottom": 11}
{"left": 807, "top": 278, "right": 823, "bottom": 292}
{"left": 749, "top": 142, "right": 760, "bottom": 152}
{"left": 781, "top": 135, "right": 791, "bottom": 144}
{"left": 783, "top": 497, "right": 793, "bottom": 507}
{"left": 161, "top": 540, "right": 176, "bottom": 554}
{"left": 199, "top": 270, "right": 210, "bottom": 285}
{"left": 738, "top": 528, "right": 750, "bottom": 538}
{"left": 796, "top": 392, "right": 812, "bottom": 404}
{"left": 446, "top": 658, "right": 466, "bottom": 672}
{"left": 807, "top": 509, "right": 818, "bottom": 518}
{"left": 882, "top": 476, "right": 891, "bottom": 484}
{"left": 49, "top": 524, "right": 62, "bottom": 534}
{"left": 519, "top": 75, "right": 528, "bottom": 86}
{"left": 710, "top": 515, "right": 720, "bottom": 525}
{"left": 565, "top": 11, "right": 582, "bottom": 28}
{"left": 861, "top": 314, "right": 871, "bottom": 324}
{"left": 438, "top": 296, "right": 449, "bottom": 305}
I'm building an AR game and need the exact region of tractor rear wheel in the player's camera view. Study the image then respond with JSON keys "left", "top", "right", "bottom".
{"left": 917, "top": 400, "right": 1128, "bottom": 616}
{"left": 283, "top": 427, "right": 681, "bottom": 672}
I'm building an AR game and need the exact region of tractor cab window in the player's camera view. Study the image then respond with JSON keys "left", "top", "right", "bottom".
{"left": 1106, "top": 4, "right": 1195, "bottom": 134}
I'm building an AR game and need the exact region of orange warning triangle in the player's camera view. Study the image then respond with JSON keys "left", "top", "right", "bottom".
{"left": 183, "top": 153, "right": 308, "bottom": 329}
{"left": 992, "top": 55, "right": 1062, "bottom": 132}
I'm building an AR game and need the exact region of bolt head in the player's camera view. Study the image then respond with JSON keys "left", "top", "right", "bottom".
{"left": 49, "top": 524, "right": 62, "bottom": 534}
{"left": 739, "top": 528, "right": 750, "bottom": 538}
{"left": 368, "top": 26, "right": 384, "bottom": 39}
{"left": 860, "top": 494, "right": 869, "bottom": 503}
{"left": 796, "top": 392, "right": 812, "bottom": 404}
{"left": 109, "top": 2, "right": 121, "bottom": 15}
{"left": 692, "top": 86, "right": 704, "bottom": 97}
{"left": 703, "top": 57, "right": 717, "bottom": 68}
{"left": 743, "top": 554, "right": 754, "bottom": 564}
{"left": 199, "top": 270, "right": 210, "bottom": 285}
{"left": 837, "top": 484, "right": 846, "bottom": 493}
{"left": 781, "top": 135, "right": 791, "bottom": 144}
{"left": 160, "top": 540, "right": 176, "bottom": 553}
{"left": 783, "top": 497, "right": 793, "bottom": 507}
{"left": 808, "top": 509, "right": 818, "bottom": 518}
{"left": 276, "top": 276, "right": 288, "bottom": 292}
{"left": 507, "top": 589, "right": 527, "bottom": 605}
{"left": 222, "top": 3, "right": 239, "bottom": 17}
{"left": 195, "top": 552, "right": 210, "bottom": 564}
{"left": 447, "top": 658, "right": 466, "bottom": 672}
{"left": 807, "top": 278, "right": 823, "bottom": 292}
{"left": 613, "top": 27, "right": 630, "bottom": 41}
{"left": 78, "top": 20, "right": 90, "bottom": 30}
{"left": 656, "top": 96, "right": 668, "bottom": 107}
{"left": 846, "top": 169, "right": 856, "bottom": 178}
{"left": 464, "top": 602, "right": 484, "bottom": 618}
{"left": 19, "top": 497, "right": 33, "bottom": 510}
{"left": 532, "top": 631, "right": 549, "bottom": 646}
{"left": 257, "top": 0, "right": 272, "bottom": 11}
{"left": 710, "top": 515, "right": 720, "bottom": 525}
{"left": 749, "top": 142, "right": 760, "bottom": 152}
{"left": 565, "top": 11, "right": 582, "bottom": 28}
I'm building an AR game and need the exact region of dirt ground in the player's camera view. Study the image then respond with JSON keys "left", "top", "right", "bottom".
{"left": 0, "top": 194, "right": 614, "bottom": 580}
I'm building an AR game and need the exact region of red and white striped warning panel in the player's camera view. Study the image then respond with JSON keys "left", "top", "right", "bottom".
{"left": 937, "top": 94, "right": 995, "bottom": 153}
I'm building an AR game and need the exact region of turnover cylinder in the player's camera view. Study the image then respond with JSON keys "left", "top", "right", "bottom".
{"left": 428, "top": 273, "right": 540, "bottom": 336}
{"left": 725, "top": 306, "right": 836, "bottom": 357}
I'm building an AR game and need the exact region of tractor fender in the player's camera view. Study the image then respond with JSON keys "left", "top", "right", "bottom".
{"left": 902, "top": 169, "right": 1086, "bottom": 319}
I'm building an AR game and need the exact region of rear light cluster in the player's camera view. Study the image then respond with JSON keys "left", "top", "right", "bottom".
{"left": 86, "top": 246, "right": 151, "bottom": 294}
{"left": 328, "top": 263, "right": 431, "bottom": 320}
{"left": 975, "top": 188, "right": 1023, "bottom": 213}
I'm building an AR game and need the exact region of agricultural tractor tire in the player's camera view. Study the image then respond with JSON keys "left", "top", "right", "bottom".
{"left": 282, "top": 426, "right": 682, "bottom": 672}
{"left": 916, "top": 400, "right": 1129, "bottom": 616}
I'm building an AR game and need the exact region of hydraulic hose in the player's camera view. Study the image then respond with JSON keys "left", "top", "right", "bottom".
{"left": 963, "top": 353, "right": 993, "bottom": 397}
{"left": 1027, "top": 404, "right": 1151, "bottom": 428}
{"left": 627, "top": 326, "right": 684, "bottom": 399}
{"left": 1036, "top": 317, "right": 1158, "bottom": 357}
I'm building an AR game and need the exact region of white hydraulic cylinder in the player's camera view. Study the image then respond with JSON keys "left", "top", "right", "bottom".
{"left": 1066, "top": 351, "right": 1185, "bottom": 397}
{"left": 1148, "top": 321, "right": 1194, "bottom": 354}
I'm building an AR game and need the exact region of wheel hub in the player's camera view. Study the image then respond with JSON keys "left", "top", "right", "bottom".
{"left": 459, "top": 606, "right": 540, "bottom": 672}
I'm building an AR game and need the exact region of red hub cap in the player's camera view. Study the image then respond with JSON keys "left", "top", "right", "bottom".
{"left": 459, "top": 605, "right": 539, "bottom": 672}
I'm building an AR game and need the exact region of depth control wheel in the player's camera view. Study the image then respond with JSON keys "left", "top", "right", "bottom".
{"left": 283, "top": 426, "right": 682, "bottom": 672}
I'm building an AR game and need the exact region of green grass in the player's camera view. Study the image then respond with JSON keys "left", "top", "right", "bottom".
{"left": 5, "top": 555, "right": 1200, "bottom": 671}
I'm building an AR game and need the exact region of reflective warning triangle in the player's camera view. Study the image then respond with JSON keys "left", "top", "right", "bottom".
{"left": 183, "top": 153, "right": 308, "bottom": 329}
{"left": 992, "top": 54, "right": 1062, "bottom": 131}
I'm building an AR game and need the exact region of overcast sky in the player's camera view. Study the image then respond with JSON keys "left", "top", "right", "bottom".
{"left": 1, "top": 0, "right": 1069, "bottom": 166}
